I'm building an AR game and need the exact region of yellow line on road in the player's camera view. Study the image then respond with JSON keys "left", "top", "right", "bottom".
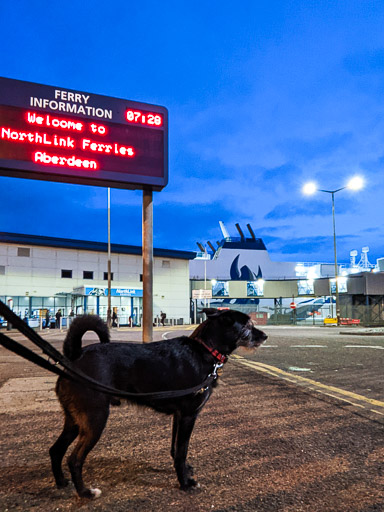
{"left": 231, "top": 355, "right": 384, "bottom": 414}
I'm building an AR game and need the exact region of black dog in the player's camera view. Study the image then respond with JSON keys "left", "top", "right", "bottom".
{"left": 49, "top": 308, "right": 267, "bottom": 498}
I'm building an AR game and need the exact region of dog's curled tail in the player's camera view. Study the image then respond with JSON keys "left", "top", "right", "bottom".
{"left": 63, "top": 315, "right": 110, "bottom": 361}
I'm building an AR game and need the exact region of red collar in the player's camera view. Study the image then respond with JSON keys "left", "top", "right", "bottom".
{"left": 193, "top": 338, "right": 228, "bottom": 364}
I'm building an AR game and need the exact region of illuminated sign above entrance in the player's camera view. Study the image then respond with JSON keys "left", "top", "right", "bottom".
{"left": 87, "top": 287, "right": 142, "bottom": 297}
{"left": 0, "top": 77, "right": 168, "bottom": 190}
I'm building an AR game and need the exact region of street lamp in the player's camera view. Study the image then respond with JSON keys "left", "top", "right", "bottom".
{"left": 302, "top": 176, "right": 364, "bottom": 324}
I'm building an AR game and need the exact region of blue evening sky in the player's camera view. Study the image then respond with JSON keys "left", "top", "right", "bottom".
{"left": 1, "top": 1, "right": 384, "bottom": 265}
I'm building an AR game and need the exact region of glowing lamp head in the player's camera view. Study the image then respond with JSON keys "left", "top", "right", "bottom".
{"left": 302, "top": 182, "right": 318, "bottom": 195}
{"left": 347, "top": 176, "right": 364, "bottom": 191}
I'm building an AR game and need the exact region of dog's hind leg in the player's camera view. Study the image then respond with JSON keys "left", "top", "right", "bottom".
{"left": 49, "top": 412, "right": 79, "bottom": 488}
{"left": 173, "top": 413, "right": 199, "bottom": 490}
{"left": 67, "top": 407, "right": 109, "bottom": 498}
{"left": 170, "top": 413, "right": 178, "bottom": 460}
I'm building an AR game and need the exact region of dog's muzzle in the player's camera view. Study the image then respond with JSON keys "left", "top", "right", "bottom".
{"left": 238, "top": 323, "right": 267, "bottom": 348}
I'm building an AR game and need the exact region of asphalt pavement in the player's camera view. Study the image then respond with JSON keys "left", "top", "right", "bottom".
{"left": 0, "top": 325, "right": 383, "bottom": 511}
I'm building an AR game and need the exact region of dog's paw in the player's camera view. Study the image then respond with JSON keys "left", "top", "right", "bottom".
{"left": 180, "top": 478, "right": 200, "bottom": 492}
{"left": 186, "top": 464, "right": 194, "bottom": 477}
{"left": 78, "top": 487, "right": 102, "bottom": 499}
{"left": 56, "top": 478, "right": 70, "bottom": 489}
{"left": 90, "top": 487, "right": 102, "bottom": 498}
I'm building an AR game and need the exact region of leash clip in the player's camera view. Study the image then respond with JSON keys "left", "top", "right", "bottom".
{"left": 212, "top": 362, "right": 224, "bottom": 379}
{"left": 196, "top": 362, "right": 224, "bottom": 395}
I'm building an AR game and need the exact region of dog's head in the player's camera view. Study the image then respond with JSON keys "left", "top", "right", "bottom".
{"left": 196, "top": 308, "right": 267, "bottom": 354}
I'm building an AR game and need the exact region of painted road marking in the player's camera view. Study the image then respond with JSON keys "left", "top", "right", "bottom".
{"left": 290, "top": 345, "right": 328, "bottom": 348}
{"left": 344, "top": 345, "right": 384, "bottom": 350}
{"left": 231, "top": 355, "right": 384, "bottom": 418}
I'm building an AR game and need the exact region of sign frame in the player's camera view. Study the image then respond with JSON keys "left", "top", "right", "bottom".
{"left": 0, "top": 77, "right": 168, "bottom": 191}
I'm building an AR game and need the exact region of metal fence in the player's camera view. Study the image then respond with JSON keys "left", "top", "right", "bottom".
{"left": 194, "top": 297, "right": 384, "bottom": 327}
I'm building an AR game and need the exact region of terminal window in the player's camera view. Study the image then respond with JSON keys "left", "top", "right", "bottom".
{"left": 298, "top": 280, "right": 314, "bottom": 295}
{"left": 83, "top": 271, "right": 94, "bottom": 280}
{"left": 0, "top": 265, "right": 5, "bottom": 275}
{"left": 212, "top": 281, "right": 229, "bottom": 297}
{"left": 103, "top": 272, "right": 114, "bottom": 280}
{"left": 247, "top": 281, "right": 264, "bottom": 296}
{"left": 61, "top": 269, "right": 72, "bottom": 278}
{"left": 17, "top": 247, "right": 30, "bottom": 257}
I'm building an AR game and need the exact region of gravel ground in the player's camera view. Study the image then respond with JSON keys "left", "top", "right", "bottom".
{"left": 1, "top": 357, "right": 383, "bottom": 512}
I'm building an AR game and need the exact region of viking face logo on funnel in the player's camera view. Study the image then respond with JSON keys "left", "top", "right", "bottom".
{"left": 230, "top": 254, "right": 262, "bottom": 281}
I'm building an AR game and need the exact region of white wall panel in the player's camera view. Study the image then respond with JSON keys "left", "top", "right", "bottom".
{"left": 0, "top": 241, "right": 192, "bottom": 323}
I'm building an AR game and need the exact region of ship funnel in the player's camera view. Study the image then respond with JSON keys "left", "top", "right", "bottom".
{"left": 235, "top": 223, "right": 245, "bottom": 240}
{"left": 207, "top": 241, "right": 215, "bottom": 253}
{"left": 196, "top": 242, "right": 205, "bottom": 253}
{"left": 246, "top": 223, "right": 256, "bottom": 240}
{"left": 219, "top": 221, "right": 230, "bottom": 239}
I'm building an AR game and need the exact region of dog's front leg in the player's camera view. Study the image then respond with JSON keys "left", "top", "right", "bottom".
{"left": 173, "top": 413, "right": 199, "bottom": 490}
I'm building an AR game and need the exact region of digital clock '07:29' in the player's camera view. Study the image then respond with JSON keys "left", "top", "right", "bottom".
{"left": 125, "top": 109, "right": 163, "bottom": 126}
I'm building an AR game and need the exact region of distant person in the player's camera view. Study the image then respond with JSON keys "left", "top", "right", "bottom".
{"left": 45, "top": 310, "right": 50, "bottom": 329}
{"left": 160, "top": 311, "right": 166, "bottom": 326}
{"left": 69, "top": 309, "right": 75, "bottom": 317}
{"left": 112, "top": 310, "right": 118, "bottom": 327}
{"left": 55, "top": 309, "right": 62, "bottom": 328}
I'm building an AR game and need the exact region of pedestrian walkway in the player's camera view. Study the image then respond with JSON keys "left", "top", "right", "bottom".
{"left": 1, "top": 329, "right": 383, "bottom": 511}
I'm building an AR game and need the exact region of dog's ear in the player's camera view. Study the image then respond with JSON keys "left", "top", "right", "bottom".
{"left": 201, "top": 308, "right": 221, "bottom": 317}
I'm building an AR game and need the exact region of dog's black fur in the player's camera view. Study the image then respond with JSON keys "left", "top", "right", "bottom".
{"left": 49, "top": 308, "right": 267, "bottom": 498}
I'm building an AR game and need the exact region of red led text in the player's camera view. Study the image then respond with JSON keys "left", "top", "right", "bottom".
{"left": 34, "top": 151, "right": 97, "bottom": 170}
{"left": 26, "top": 112, "right": 84, "bottom": 132}
{"left": 126, "top": 110, "right": 163, "bottom": 127}
{"left": 90, "top": 123, "right": 107, "bottom": 135}
{"left": 2, "top": 128, "right": 75, "bottom": 148}
{"left": 82, "top": 139, "right": 134, "bottom": 157}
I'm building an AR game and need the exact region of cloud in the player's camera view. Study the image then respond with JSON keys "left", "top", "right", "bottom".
{"left": 264, "top": 196, "right": 360, "bottom": 221}
{"left": 265, "top": 233, "right": 360, "bottom": 262}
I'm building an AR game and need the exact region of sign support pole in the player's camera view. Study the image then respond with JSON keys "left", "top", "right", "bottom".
{"left": 107, "top": 187, "right": 112, "bottom": 327}
{"left": 142, "top": 189, "right": 153, "bottom": 342}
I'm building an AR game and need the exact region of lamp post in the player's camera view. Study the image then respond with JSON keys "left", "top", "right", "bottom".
{"left": 302, "top": 176, "right": 364, "bottom": 325}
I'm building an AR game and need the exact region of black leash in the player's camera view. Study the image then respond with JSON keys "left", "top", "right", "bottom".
{"left": 0, "top": 300, "right": 217, "bottom": 400}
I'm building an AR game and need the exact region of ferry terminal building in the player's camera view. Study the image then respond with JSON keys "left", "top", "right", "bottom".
{"left": 0, "top": 232, "right": 195, "bottom": 326}
{"left": 1, "top": 227, "right": 384, "bottom": 327}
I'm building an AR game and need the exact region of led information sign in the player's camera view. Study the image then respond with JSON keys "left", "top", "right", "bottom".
{"left": 0, "top": 77, "right": 168, "bottom": 190}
